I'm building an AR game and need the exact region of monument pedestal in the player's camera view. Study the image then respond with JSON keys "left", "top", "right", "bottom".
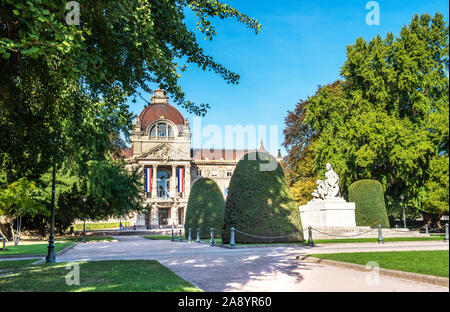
{"left": 299, "top": 199, "right": 356, "bottom": 228}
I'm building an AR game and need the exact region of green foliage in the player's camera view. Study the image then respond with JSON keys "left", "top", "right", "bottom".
{"left": 283, "top": 13, "right": 449, "bottom": 219}
{"left": 0, "top": 177, "right": 45, "bottom": 218}
{"left": 1, "top": 0, "right": 261, "bottom": 120}
{"left": 0, "top": 0, "right": 261, "bottom": 234}
{"left": 421, "top": 156, "right": 449, "bottom": 215}
{"left": 28, "top": 158, "right": 143, "bottom": 233}
{"left": 281, "top": 145, "right": 317, "bottom": 206}
{"left": 222, "top": 152, "right": 303, "bottom": 243}
{"left": 184, "top": 178, "right": 225, "bottom": 239}
{"left": 0, "top": 177, "right": 46, "bottom": 240}
{"left": 349, "top": 179, "right": 390, "bottom": 228}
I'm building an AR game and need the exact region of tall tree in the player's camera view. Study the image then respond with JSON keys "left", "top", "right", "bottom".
{"left": 0, "top": 178, "right": 45, "bottom": 243}
{"left": 1, "top": 1, "right": 261, "bottom": 232}
{"left": 283, "top": 13, "right": 449, "bottom": 223}
{"left": 1, "top": 0, "right": 261, "bottom": 185}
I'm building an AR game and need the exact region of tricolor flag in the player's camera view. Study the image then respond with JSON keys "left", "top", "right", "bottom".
{"left": 177, "top": 167, "right": 184, "bottom": 193}
{"left": 144, "top": 167, "right": 152, "bottom": 193}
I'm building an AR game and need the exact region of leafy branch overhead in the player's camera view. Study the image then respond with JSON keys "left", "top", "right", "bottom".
{"left": 1, "top": 0, "right": 261, "bottom": 115}
{"left": 0, "top": 0, "right": 260, "bottom": 233}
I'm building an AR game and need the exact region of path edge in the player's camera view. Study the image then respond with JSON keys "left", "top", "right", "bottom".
{"left": 297, "top": 256, "right": 449, "bottom": 288}
{"left": 32, "top": 243, "right": 79, "bottom": 265}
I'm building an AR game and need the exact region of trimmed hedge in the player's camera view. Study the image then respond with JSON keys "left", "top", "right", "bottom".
{"left": 184, "top": 178, "right": 225, "bottom": 239}
{"left": 349, "top": 179, "right": 390, "bottom": 228}
{"left": 222, "top": 151, "right": 303, "bottom": 243}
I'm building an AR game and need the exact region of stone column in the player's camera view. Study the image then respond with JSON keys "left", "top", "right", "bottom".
{"left": 152, "top": 165, "right": 157, "bottom": 198}
{"left": 151, "top": 205, "right": 159, "bottom": 226}
{"left": 171, "top": 165, "right": 176, "bottom": 198}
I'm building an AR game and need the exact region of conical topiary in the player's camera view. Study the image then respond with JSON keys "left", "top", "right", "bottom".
{"left": 184, "top": 178, "right": 225, "bottom": 239}
{"left": 222, "top": 151, "right": 303, "bottom": 243}
{"left": 349, "top": 179, "right": 390, "bottom": 228}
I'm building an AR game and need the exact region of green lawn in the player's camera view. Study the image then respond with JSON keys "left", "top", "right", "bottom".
{"left": 0, "top": 237, "right": 115, "bottom": 257}
{"left": 309, "top": 250, "right": 449, "bottom": 277}
{"left": 143, "top": 235, "right": 173, "bottom": 240}
{"left": 62, "top": 236, "right": 115, "bottom": 243}
{"left": 0, "top": 259, "right": 40, "bottom": 271}
{"left": 0, "top": 260, "right": 200, "bottom": 292}
{"left": 68, "top": 222, "right": 130, "bottom": 231}
{"left": 0, "top": 241, "right": 74, "bottom": 256}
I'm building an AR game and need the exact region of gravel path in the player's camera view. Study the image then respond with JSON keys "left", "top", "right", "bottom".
{"left": 55, "top": 236, "right": 449, "bottom": 292}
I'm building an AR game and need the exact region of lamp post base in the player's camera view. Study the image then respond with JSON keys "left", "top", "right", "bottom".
{"left": 46, "top": 234, "right": 56, "bottom": 263}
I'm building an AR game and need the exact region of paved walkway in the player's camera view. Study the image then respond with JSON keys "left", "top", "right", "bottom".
{"left": 55, "top": 236, "right": 449, "bottom": 292}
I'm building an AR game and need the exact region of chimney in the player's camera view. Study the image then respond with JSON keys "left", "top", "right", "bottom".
{"left": 151, "top": 89, "right": 169, "bottom": 104}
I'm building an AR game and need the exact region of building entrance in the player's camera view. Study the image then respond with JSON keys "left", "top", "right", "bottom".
{"left": 158, "top": 208, "right": 170, "bottom": 225}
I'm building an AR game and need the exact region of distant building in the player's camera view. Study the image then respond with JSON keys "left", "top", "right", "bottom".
{"left": 122, "top": 90, "right": 253, "bottom": 227}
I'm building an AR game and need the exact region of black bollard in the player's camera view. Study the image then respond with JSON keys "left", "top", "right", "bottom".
{"left": 230, "top": 227, "right": 236, "bottom": 249}
{"left": 444, "top": 223, "right": 449, "bottom": 243}
{"left": 179, "top": 229, "right": 182, "bottom": 242}
{"left": 307, "top": 226, "right": 314, "bottom": 247}
{"left": 378, "top": 224, "right": 384, "bottom": 244}
{"left": 171, "top": 229, "right": 174, "bottom": 242}
{"left": 210, "top": 228, "right": 215, "bottom": 245}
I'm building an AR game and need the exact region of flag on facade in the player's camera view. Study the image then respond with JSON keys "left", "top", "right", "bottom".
{"left": 177, "top": 167, "right": 184, "bottom": 193}
{"left": 144, "top": 167, "right": 152, "bottom": 193}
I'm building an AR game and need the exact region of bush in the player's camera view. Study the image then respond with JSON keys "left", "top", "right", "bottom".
{"left": 184, "top": 178, "right": 225, "bottom": 239}
{"left": 349, "top": 179, "right": 390, "bottom": 228}
{"left": 222, "top": 151, "right": 303, "bottom": 243}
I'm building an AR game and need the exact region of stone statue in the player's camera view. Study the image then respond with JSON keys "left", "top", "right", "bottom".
{"left": 312, "top": 163, "right": 342, "bottom": 200}
{"left": 158, "top": 175, "right": 170, "bottom": 198}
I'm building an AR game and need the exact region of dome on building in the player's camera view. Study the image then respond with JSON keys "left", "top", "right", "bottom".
{"left": 139, "top": 89, "right": 184, "bottom": 130}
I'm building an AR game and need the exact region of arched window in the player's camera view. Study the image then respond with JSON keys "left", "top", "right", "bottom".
{"left": 158, "top": 123, "right": 166, "bottom": 137}
{"left": 168, "top": 125, "right": 174, "bottom": 137}
{"left": 149, "top": 122, "right": 176, "bottom": 139}
{"left": 150, "top": 125, "right": 157, "bottom": 137}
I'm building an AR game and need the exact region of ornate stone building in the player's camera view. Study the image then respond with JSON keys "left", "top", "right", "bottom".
{"left": 122, "top": 89, "right": 257, "bottom": 228}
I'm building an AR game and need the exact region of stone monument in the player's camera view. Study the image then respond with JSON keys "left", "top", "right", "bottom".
{"left": 299, "top": 163, "right": 356, "bottom": 228}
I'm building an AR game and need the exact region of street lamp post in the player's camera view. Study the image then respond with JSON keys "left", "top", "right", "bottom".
{"left": 45, "top": 160, "right": 57, "bottom": 263}
{"left": 400, "top": 194, "right": 406, "bottom": 229}
{"left": 82, "top": 197, "right": 87, "bottom": 243}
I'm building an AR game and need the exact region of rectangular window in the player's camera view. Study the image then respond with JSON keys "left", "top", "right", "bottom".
{"left": 227, "top": 171, "right": 232, "bottom": 177}
{"left": 158, "top": 123, "right": 166, "bottom": 137}
{"left": 197, "top": 170, "right": 202, "bottom": 176}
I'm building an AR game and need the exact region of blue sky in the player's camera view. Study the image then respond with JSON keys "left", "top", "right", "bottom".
{"left": 126, "top": 0, "right": 449, "bottom": 155}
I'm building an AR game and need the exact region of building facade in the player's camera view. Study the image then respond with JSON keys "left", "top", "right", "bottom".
{"left": 122, "top": 90, "right": 255, "bottom": 227}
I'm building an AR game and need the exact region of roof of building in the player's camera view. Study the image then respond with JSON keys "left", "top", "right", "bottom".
{"left": 139, "top": 103, "right": 185, "bottom": 130}
{"left": 138, "top": 90, "right": 184, "bottom": 130}
{"left": 120, "top": 147, "right": 133, "bottom": 159}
